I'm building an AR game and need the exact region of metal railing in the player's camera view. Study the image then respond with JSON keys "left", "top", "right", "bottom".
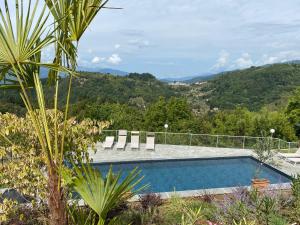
{"left": 101, "top": 130, "right": 299, "bottom": 152}
{"left": 1, "top": 130, "right": 298, "bottom": 164}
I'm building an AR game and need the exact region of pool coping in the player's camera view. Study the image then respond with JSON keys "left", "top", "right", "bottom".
{"left": 73, "top": 183, "right": 292, "bottom": 206}
{"left": 131, "top": 182, "right": 291, "bottom": 200}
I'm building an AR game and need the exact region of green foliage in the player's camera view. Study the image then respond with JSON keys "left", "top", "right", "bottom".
{"left": 215, "top": 188, "right": 289, "bottom": 225}
{"left": 73, "top": 97, "right": 296, "bottom": 141}
{"left": 205, "top": 63, "right": 300, "bottom": 111}
{"left": 0, "top": 72, "right": 177, "bottom": 115}
{"left": 69, "top": 163, "right": 144, "bottom": 225}
{"left": 60, "top": 72, "right": 177, "bottom": 110}
{"left": 212, "top": 107, "right": 297, "bottom": 141}
{"left": 0, "top": 68, "right": 298, "bottom": 140}
{"left": 290, "top": 175, "right": 300, "bottom": 223}
{"left": 68, "top": 205, "right": 97, "bottom": 225}
{"left": 253, "top": 132, "right": 274, "bottom": 164}
{"left": 212, "top": 107, "right": 255, "bottom": 136}
{"left": 144, "top": 97, "right": 168, "bottom": 131}
{"left": 0, "top": 201, "right": 48, "bottom": 225}
{"left": 144, "top": 97, "right": 194, "bottom": 132}
{"left": 268, "top": 214, "right": 288, "bottom": 225}
{"left": 286, "top": 88, "right": 300, "bottom": 137}
{"left": 75, "top": 103, "right": 144, "bottom": 131}
{"left": 233, "top": 218, "right": 256, "bottom": 225}
{"left": 180, "top": 207, "right": 203, "bottom": 225}
{"left": 252, "top": 109, "right": 297, "bottom": 141}
{"left": 0, "top": 111, "right": 109, "bottom": 199}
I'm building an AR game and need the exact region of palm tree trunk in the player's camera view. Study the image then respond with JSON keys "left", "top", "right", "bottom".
{"left": 48, "top": 167, "right": 67, "bottom": 225}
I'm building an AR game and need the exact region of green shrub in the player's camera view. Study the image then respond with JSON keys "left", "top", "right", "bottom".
{"left": 269, "top": 214, "right": 288, "bottom": 225}
{"left": 290, "top": 174, "right": 300, "bottom": 223}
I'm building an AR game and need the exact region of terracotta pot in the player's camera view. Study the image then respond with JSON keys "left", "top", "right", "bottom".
{"left": 251, "top": 178, "right": 270, "bottom": 189}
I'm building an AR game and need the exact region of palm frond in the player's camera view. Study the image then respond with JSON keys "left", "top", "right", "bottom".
{"left": 72, "top": 163, "right": 145, "bottom": 224}
{"left": 68, "top": 0, "right": 109, "bottom": 41}
{"left": 0, "top": 0, "right": 54, "bottom": 64}
{"left": 45, "top": 0, "right": 109, "bottom": 42}
{"left": 0, "top": 0, "right": 55, "bottom": 86}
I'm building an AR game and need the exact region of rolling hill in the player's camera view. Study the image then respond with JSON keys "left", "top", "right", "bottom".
{"left": 0, "top": 72, "right": 178, "bottom": 115}
{"left": 1, "top": 62, "right": 300, "bottom": 115}
{"left": 201, "top": 63, "right": 300, "bottom": 110}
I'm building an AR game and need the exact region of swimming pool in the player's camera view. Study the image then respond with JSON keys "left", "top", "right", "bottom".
{"left": 93, "top": 157, "right": 291, "bottom": 193}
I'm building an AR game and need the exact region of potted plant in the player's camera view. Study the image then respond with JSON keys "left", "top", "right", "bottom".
{"left": 251, "top": 131, "right": 275, "bottom": 189}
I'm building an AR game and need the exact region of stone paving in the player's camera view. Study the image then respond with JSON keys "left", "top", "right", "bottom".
{"left": 90, "top": 143, "right": 252, "bottom": 162}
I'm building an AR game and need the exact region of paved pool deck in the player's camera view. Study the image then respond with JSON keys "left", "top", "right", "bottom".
{"left": 89, "top": 143, "right": 300, "bottom": 177}
{"left": 90, "top": 143, "right": 251, "bottom": 162}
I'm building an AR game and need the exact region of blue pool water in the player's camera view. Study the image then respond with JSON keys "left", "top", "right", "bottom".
{"left": 93, "top": 157, "right": 291, "bottom": 193}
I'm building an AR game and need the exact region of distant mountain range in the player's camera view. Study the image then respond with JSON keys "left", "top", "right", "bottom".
{"left": 160, "top": 73, "right": 215, "bottom": 83}
{"left": 39, "top": 67, "right": 129, "bottom": 78}
{"left": 77, "top": 67, "right": 129, "bottom": 76}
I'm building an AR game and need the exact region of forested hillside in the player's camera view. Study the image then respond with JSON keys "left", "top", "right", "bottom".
{"left": 202, "top": 63, "right": 300, "bottom": 110}
{"left": 0, "top": 65, "right": 299, "bottom": 141}
{"left": 0, "top": 72, "right": 178, "bottom": 115}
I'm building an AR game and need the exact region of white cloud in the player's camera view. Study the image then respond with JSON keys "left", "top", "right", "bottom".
{"left": 107, "top": 54, "right": 122, "bottom": 65}
{"left": 41, "top": 45, "right": 55, "bottom": 63}
{"left": 233, "top": 53, "right": 254, "bottom": 69}
{"left": 74, "top": 0, "right": 300, "bottom": 77}
{"left": 114, "top": 44, "right": 121, "bottom": 49}
{"left": 261, "top": 55, "right": 278, "bottom": 64}
{"left": 260, "top": 51, "right": 300, "bottom": 65}
{"left": 143, "top": 40, "right": 150, "bottom": 46}
{"left": 128, "top": 39, "right": 150, "bottom": 48}
{"left": 212, "top": 50, "right": 230, "bottom": 70}
{"left": 146, "top": 61, "right": 175, "bottom": 66}
{"left": 91, "top": 56, "right": 105, "bottom": 64}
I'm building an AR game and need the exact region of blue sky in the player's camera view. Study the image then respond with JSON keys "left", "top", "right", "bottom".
{"left": 75, "top": 0, "right": 300, "bottom": 78}
{"left": 3, "top": 0, "right": 300, "bottom": 78}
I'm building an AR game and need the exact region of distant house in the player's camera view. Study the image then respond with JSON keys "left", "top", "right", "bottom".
{"left": 194, "top": 81, "right": 207, "bottom": 85}
{"left": 168, "top": 81, "right": 189, "bottom": 86}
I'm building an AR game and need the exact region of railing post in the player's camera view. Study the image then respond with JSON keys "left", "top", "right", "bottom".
{"left": 189, "top": 133, "right": 192, "bottom": 146}
{"left": 288, "top": 142, "right": 291, "bottom": 152}
{"left": 164, "top": 132, "right": 167, "bottom": 144}
{"left": 242, "top": 136, "right": 246, "bottom": 149}
{"left": 278, "top": 139, "right": 281, "bottom": 150}
{"left": 216, "top": 135, "right": 219, "bottom": 148}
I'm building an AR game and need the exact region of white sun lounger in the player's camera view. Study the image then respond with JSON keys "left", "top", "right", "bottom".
{"left": 146, "top": 133, "right": 155, "bottom": 151}
{"left": 278, "top": 149, "right": 300, "bottom": 159}
{"left": 130, "top": 131, "right": 140, "bottom": 150}
{"left": 103, "top": 136, "right": 115, "bottom": 149}
{"left": 286, "top": 157, "right": 300, "bottom": 165}
{"left": 116, "top": 130, "right": 127, "bottom": 150}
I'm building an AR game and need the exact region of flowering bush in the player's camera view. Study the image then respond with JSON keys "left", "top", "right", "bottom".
{"left": 0, "top": 111, "right": 109, "bottom": 223}
{"left": 214, "top": 187, "right": 290, "bottom": 225}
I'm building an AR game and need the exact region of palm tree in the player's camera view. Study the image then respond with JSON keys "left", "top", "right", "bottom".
{"left": 0, "top": 0, "right": 110, "bottom": 224}
{"left": 71, "top": 164, "right": 145, "bottom": 225}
